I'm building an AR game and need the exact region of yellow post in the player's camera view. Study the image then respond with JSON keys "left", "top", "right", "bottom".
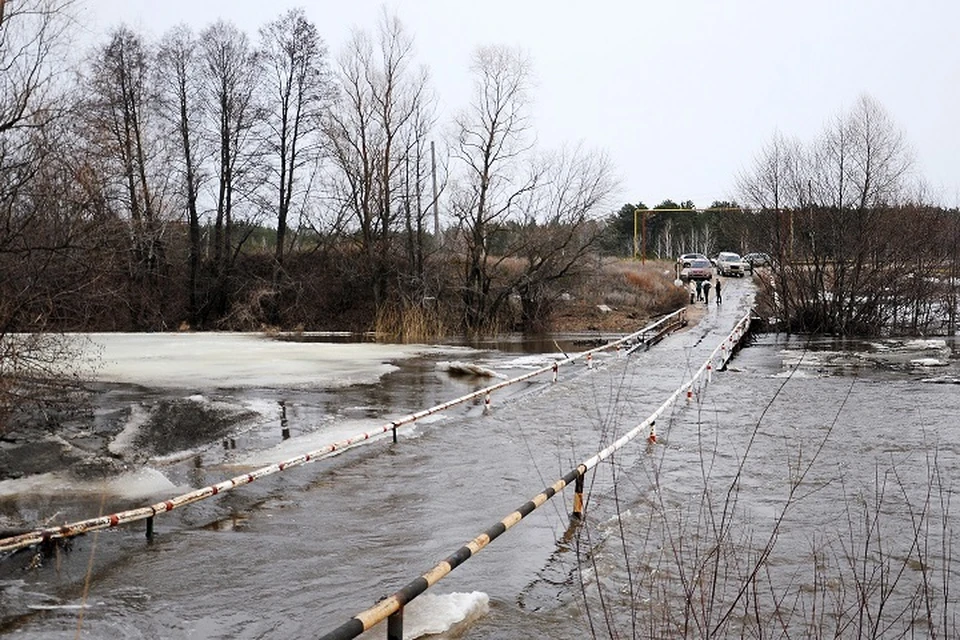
{"left": 642, "top": 210, "right": 648, "bottom": 264}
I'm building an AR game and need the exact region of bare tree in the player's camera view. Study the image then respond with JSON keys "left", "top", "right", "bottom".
{"left": 325, "top": 11, "right": 432, "bottom": 310}
{"left": 507, "top": 146, "right": 619, "bottom": 331}
{"left": 0, "top": 0, "right": 104, "bottom": 431}
{"left": 259, "top": 8, "right": 330, "bottom": 289}
{"left": 199, "top": 20, "right": 263, "bottom": 319}
{"left": 398, "top": 95, "right": 441, "bottom": 290}
{"left": 156, "top": 24, "right": 206, "bottom": 327}
{"left": 87, "top": 28, "right": 161, "bottom": 236}
{"left": 83, "top": 25, "right": 178, "bottom": 330}
{"left": 738, "top": 95, "right": 929, "bottom": 335}
{"left": 0, "top": 0, "right": 74, "bottom": 134}
{"left": 1, "top": 0, "right": 77, "bottom": 231}
{"left": 452, "top": 45, "right": 537, "bottom": 331}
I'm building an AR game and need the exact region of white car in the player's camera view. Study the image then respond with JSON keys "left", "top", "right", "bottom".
{"left": 716, "top": 251, "right": 747, "bottom": 277}
{"left": 677, "top": 253, "right": 707, "bottom": 265}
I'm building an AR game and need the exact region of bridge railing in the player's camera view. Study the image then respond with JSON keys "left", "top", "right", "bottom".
{"left": 317, "top": 310, "right": 754, "bottom": 640}
{"left": 0, "top": 309, "right": 689, "bottom": 555}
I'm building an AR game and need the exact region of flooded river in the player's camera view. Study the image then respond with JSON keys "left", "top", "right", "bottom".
{"left": 1, "top": 276, "right": 958, "bottom": 638}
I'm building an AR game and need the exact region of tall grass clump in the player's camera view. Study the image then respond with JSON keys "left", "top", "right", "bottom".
{"left": 373, "top": 300, "right": 449, "bottom": 342}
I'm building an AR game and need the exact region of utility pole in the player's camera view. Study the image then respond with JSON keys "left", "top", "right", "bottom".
{"left": 431, "top": 141, "right": 439, "bottom": 242}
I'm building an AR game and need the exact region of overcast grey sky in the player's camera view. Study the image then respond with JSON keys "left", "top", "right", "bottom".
{"left": 82, "top": 0, "right": 960, "bottom": 208}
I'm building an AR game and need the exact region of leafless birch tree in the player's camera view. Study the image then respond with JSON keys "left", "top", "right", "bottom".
{"left": 84, "top": 26, "right": 175, "bottom": 327}
{"left": 259, "top": 8, "right": 330, "bottom": 282}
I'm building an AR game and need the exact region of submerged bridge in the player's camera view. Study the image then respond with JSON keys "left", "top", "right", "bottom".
{"left": 2, "top": 302, "right": 756, "bottom": 639}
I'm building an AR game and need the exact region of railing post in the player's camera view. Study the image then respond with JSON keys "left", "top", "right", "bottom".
{"left": 572, "top": 473, "right": 585, "bottom": 519}
{"left": 146, "top": 516, "right": 154, "bottom": 541}
{"left": 387, "top": 607, "right": 403, "bottom": 640}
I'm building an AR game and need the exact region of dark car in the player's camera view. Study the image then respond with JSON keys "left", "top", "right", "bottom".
{"left": 742, "top": 252, "right": 771, "bottom": 271}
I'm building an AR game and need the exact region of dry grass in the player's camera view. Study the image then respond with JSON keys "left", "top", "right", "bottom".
{"left": 550, "top": 259, "right": 689, "bottom": 332}
{"left": 373, "top": 300, "right": 449, "bottom": 342}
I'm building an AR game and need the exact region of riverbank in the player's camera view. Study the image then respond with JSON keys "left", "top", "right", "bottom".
{"left": 548, "top": 259, "right": 690, "bottom": 332}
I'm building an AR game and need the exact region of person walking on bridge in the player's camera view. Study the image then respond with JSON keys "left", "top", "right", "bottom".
{"left": 715, "top": 278, "right": 722, "bottom": 305}
{"left": 695, "top": 279, "right": 703, "bottom": 302}
{"left": 702, "top": 279, "right": 711, "bottom": 304}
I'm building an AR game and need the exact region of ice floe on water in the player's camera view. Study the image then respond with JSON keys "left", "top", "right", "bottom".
{"left": 498, "top": 353, "right": 567, "bottom": 369}
{"left": 104, "top": 394, "right": 261, "bottom": 463}
{"left": 919, "top": 376, "right": 960, "bottom": 384}
{"left": 438, "top": 361, "right": 508, "bottom": 378}
{"left": 356, "top": 591, "right": 489, "bottom": 640}
{"left": 0, "top": 468, "right": 177, "bottom": 500}
{"left": 75, "top": 333, "right": 446, "bottom": 390}
{"left": 910, "top": 357, "right": 948, "bottom": 368}
{"left": 780, "top": 337, "right": 955, "bottom": 376}
{"left": 107, "top": 405, "right": 150, "bottom": 457}
{"left": 228, "top": 417, "right": 413, "bottom": 468}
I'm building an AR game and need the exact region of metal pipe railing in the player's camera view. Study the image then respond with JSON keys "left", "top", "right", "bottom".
{"left": 0, "top": 309, "right": 689, "bottom": 554}
{"left": 318, "top": 310, "right": 754, "bottom": 639}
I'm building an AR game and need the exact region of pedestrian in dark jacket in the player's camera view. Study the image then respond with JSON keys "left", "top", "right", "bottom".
{"left": 695, "top": 279, "right": 703, "bottom": 301}
{"left": 715, "top": 278, "right": 722, "bottom": 305}
{"left": 702, "top": 279, "right": 711, "bottom": 304}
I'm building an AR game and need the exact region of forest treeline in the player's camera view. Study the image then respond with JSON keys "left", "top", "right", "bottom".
{"left": 3, "top": 2, "right": 627, "bottom": 340}
{"left": 2, "top": 1, "right": 958, "bottom": 346}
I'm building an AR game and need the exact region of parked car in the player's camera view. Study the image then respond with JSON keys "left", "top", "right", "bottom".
{"left": 715, "top": 251, "right": 747, "bottom": 277}
{"left": 742, "top": 252, "right": 771, "bottom": 270}
{"left": 677, "top": 253, "right": 708, "bottom": 268}
{"left": 680, "top": 258, "right": 713, "bottom": 281}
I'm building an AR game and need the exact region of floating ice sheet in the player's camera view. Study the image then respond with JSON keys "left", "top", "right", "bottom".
{"left": 75, "top": 333, "right": 450, "bottom": 390}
